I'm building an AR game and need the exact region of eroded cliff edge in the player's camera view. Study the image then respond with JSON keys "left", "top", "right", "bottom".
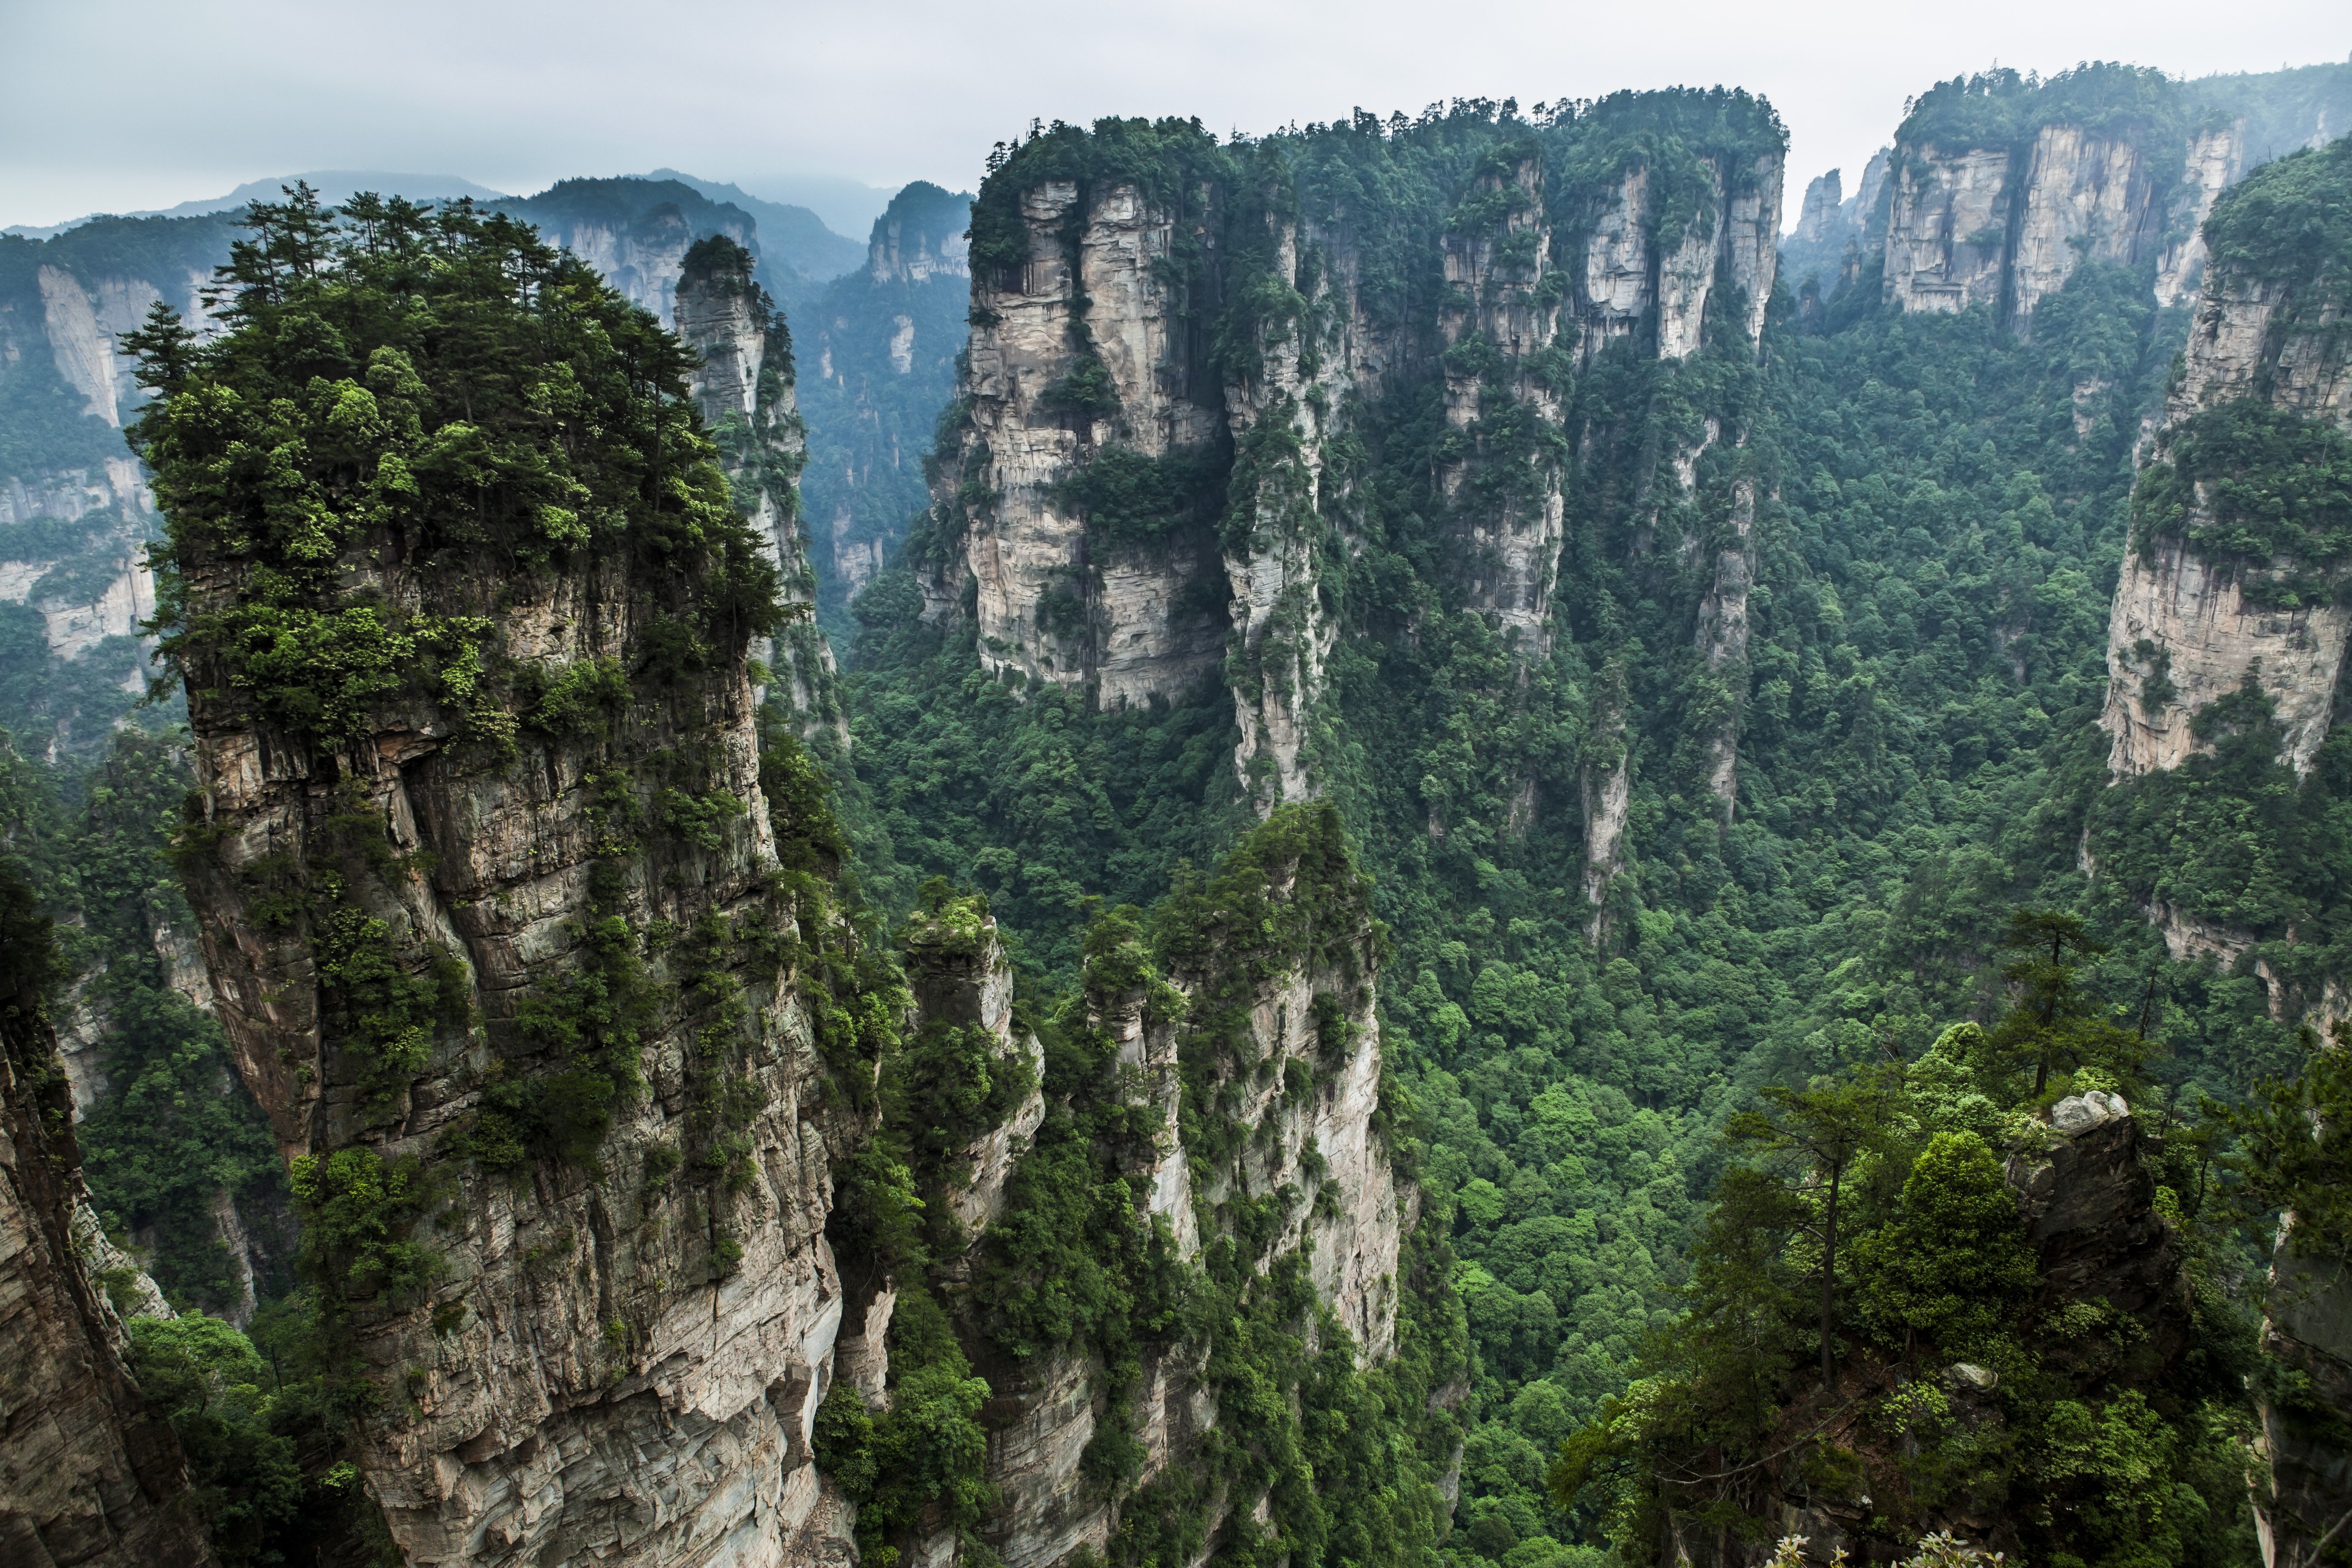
{"left": 137, "top": 192, "right": 889, "bottom": 1568}
{"left": 903, "top": 99, "right": 1781, "bottom": 916}
{"left": 821, "top": 805, "right": 1438, "bottom": 1568}
{"left": 2085, "top": 134, "right": 2352, "bottom": 1568}
{"left": 2095, "top": 135, "right": 2352, "bottom": 965}
{"left": 0, "top": 876, "right": 212, "bottom": 1568}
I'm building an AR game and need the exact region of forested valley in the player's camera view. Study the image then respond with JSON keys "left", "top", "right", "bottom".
{"left": 0, "top": 49, "right": 2349, "bottom": 1568}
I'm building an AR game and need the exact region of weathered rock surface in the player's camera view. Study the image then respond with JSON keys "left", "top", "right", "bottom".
{"left": 2004, "top": 1104, "right": 2191, "bottom": 1367}
{"left": 676, "top": 238, "right": 842, "bottom": 742}
{"left": 181, "top": 582, "right": 869, "bottom": 1566}
{"left": 0, "top": 967, "right": 211, "bottom": 1568}
{"left": 2102, "top": 538, "right": 2352, "bottom": 779}
{"left": 900, "top": 842, "right": 1405, "bottom": 1568}
{"left": 170, "top": 276, "right": 874, "bottom": 1565}
{"left": 2098, "top": 147, "right": 2352, "bottom": 785}
{"left": 2255, "top": 1215, "right": 2352, "bottom": 1568}
{"left": 1880, "top": 117, "right": 2246, "bottom": 333}
{"left": 926, "top": 126, "right": 1780, "bottom": 817}
{"left": 933, "top": 177, "right": 1230, "bottom": 715}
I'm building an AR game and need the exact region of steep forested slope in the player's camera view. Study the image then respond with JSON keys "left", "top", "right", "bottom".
{"left": 828, "top": 83, "right": 2352, "bottom": 1568}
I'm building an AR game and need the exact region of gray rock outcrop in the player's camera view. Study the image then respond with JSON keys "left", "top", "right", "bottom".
{"left": 1878, "top": 102, "right": 2249, "bottom": 334}
{"left": 675, "top": 237, "right": 842, "bottom": 743}
{"left": 2098, "top": 140, "right": 2352, "bottom": 789}
{"left": 923, "top": 119, "right": 1780, "bottom": 821}
{"left": 0, "top": 961, "right": 212, "bottom": 1568}
{"left": 911, "top": 830, "right": 1405, "bottom": 1568}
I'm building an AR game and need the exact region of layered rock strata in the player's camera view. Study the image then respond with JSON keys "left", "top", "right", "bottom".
{"left": 165, "top": 273, "right": 876, "bottom": 1568}
{"left": 181, "top": 580, "right": 868, "bottom": 1568}
{"left": 2099, "top": 152, "right": 2352, "bottom": 785}
{"left": 925, "top": 119, "right": 1781, "bottom": 817}
{"left": 676, "top": 237, "right": 842, "bottom": 741}
{"left": 0, "top": 955, "right": 211, "bottom": 1568}
{"left": 900, "top": 825, "right": 1405, "bottom": 1568}
{"left": 1882, "top": 118, "right": 2242, "bottom": 332}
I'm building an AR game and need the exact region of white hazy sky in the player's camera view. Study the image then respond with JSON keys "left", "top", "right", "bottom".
{"left": 3, "top": 0, "right": 2347, "bottom": 235}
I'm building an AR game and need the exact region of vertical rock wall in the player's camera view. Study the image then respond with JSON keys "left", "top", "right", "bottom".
{"left": 926, "top": 119, "right": 1781, "bottom": 825}
{"left": 900, "top": 826, "right": 1404, "bottom": 1568}
{"left": 0, "top": 960, "right": 211, "bottom": 1568}
{"left": 2097, "top": 162, "right": 2352, "bottom": 784}
{"left": 181, "top": 574, "right": 867, "bottom": 1568}
{"left": 675, "top": 238, "right": 842, "bottom": 742}
{"left": 165, "top": 261, "right": 877, "bottom": 1568}
{"left": 939, "top": 176, "right": 1230, "bottom": 707}
{"left": 1877, "top": 110, "right": 2251, "bottom": 333}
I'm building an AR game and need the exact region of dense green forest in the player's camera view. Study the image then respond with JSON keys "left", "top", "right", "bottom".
{"left": 4, "top": 66, "right": 2349, "bottom": 1568}
{"left": 825, "top": 94, "right": 2351, "bottom": 1565}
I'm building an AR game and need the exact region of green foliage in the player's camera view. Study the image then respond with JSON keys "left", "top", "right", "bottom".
{"left": 127, "top": 1296, "right": 400, "bottom": 1567}
{"left": 2130, "top": 400, "right": 2352, "bottom": 604}
{"left": 1897, "top": 63, "right": 2191, "bottom": 153}
{"left": 1051, "top": 443, "right": 1230, "bottom": 550}
{"left": 970, "top": 118, "right": 1236, "bottom": 282}
{"left": 1852, "top": 1132, "right": 2038, "bottom": 1357}
{"left": 2215, "top": 1022, "right": 2352, "bottom": 1259}
{"left": 2199, "top": 133, "right": 2352, "bottom": 298}
{"left": 126, "top": 184, "right": 784, "bottom": 748}
{"left": 2087, "top": 689, "right": 2352, "bottom": 997}
{"left": 287, "top": 1146, "right": 446, "bottom": 1305}
{"left": 818, "top": 1287, "right": 995, "bottom": 1568}
{"left": 125, "top": 1315, "right": 302, "bottom": 1566}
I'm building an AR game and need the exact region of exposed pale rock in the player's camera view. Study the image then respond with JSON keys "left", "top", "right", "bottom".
{"left": 903, "top": 913, "right": 1044, "bottom": 1239}
{"left": 0, "top": 981, "right": 210, "bottom": 1568}
{"left": 676, "top": 242, "right": 841, "bottom": 745}
{"left": 918, "top": 861, "right": 1403, "bottom": 1568}
{"left": 53, "top": 967, "right": 112, "bottom": 1120}
{"left": 944, "top": 179, "right": 1228, "bottom": 705}
{"left": 930, "top": 139, "right": 1780, "bottom": 818}
{"left": 1694, "top": 474, "right": 1758, "bottom": 814}
{"left": 37, "top": 266, "right": 121, "bottom": 426}
{"left": 1795, "top": 170, "right": 1842, "bottom": 245}
{"left": 1442, "top": 157, "right": 1565, "bottom": 650}
{"left": 2101, "top": 540, "right": 2352, "bottom": 780}
{"left": 830, "top": 1287, "right": 895, "bottom": 1409}
{"left": 2099, "top": 186, "right": 2352, "bottom": 787}
{"left": 1882, "top": 146, "right": 2014, "bottom": 315}
{"left": 2048, "top": 1091, "right": 2128, "bottom": 1133}
{"left": 206, "top": 1186, "right": 259, "bottom": 1329}
{"left": 536, "top": 206, "right": 756, "bottom": 329}
{"left": 2007, "top": 124, "right": 2165, "bottom": 328}
{"left": 177, "top": 544, "right": 868, "bottom": 1565}
{"left": 2154, "top": 124, "right": 2244, "bottom": 307}
{"left": 71, "top": 1201, "right": 175, "bottom": 1321}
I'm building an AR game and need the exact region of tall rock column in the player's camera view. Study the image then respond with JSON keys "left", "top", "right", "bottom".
{"left": 675, "top": 236, "right": 843, "bottom": 743}
{"left": 148, "top": 211, "right": 882, "bottom": 1568}
{"left": 913, "top": 805, "right": 1407, "bottom": 1568}
{"left": 1439, "top": 155, "right": 1566, "bottom": 651}
{"left": 0, "top": 910, "right": 212, "bottom": 1568}
{"left": 934, "top": 175, "right": 1229, "bottom": 704}
{"left": 2099, "top": 139, "right": 2352, "bottom": 787}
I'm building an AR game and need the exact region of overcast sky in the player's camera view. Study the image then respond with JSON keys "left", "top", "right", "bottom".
{"left": 4, "top": 0, "right": 2346, "bottom": 236}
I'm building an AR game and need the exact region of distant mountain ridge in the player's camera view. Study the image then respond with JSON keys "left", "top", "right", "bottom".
{"left": 3, "top": 170, "right": 515, "bottom": 239}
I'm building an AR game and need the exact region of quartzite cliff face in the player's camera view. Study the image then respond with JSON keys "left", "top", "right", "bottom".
{"left": 2097, "top": 145, "right": 2352, "bottom": 788}
{"left": 890, "top": 818, "right": 1406, "bottom": 1568}
{"left": 0, "top": 944, "right": 212, "bottom": 1568}
{"left": 183, "top": 576, "right": 864, "bottom": 1568}
{"left": 675, "top": 237, "right": 843, "bottom": 742}
{"left": 921, "top": 109, "right": 1779, "bottom": 840}
{"left": 160, "top": 235, "right": 881, "bottom": 1568}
